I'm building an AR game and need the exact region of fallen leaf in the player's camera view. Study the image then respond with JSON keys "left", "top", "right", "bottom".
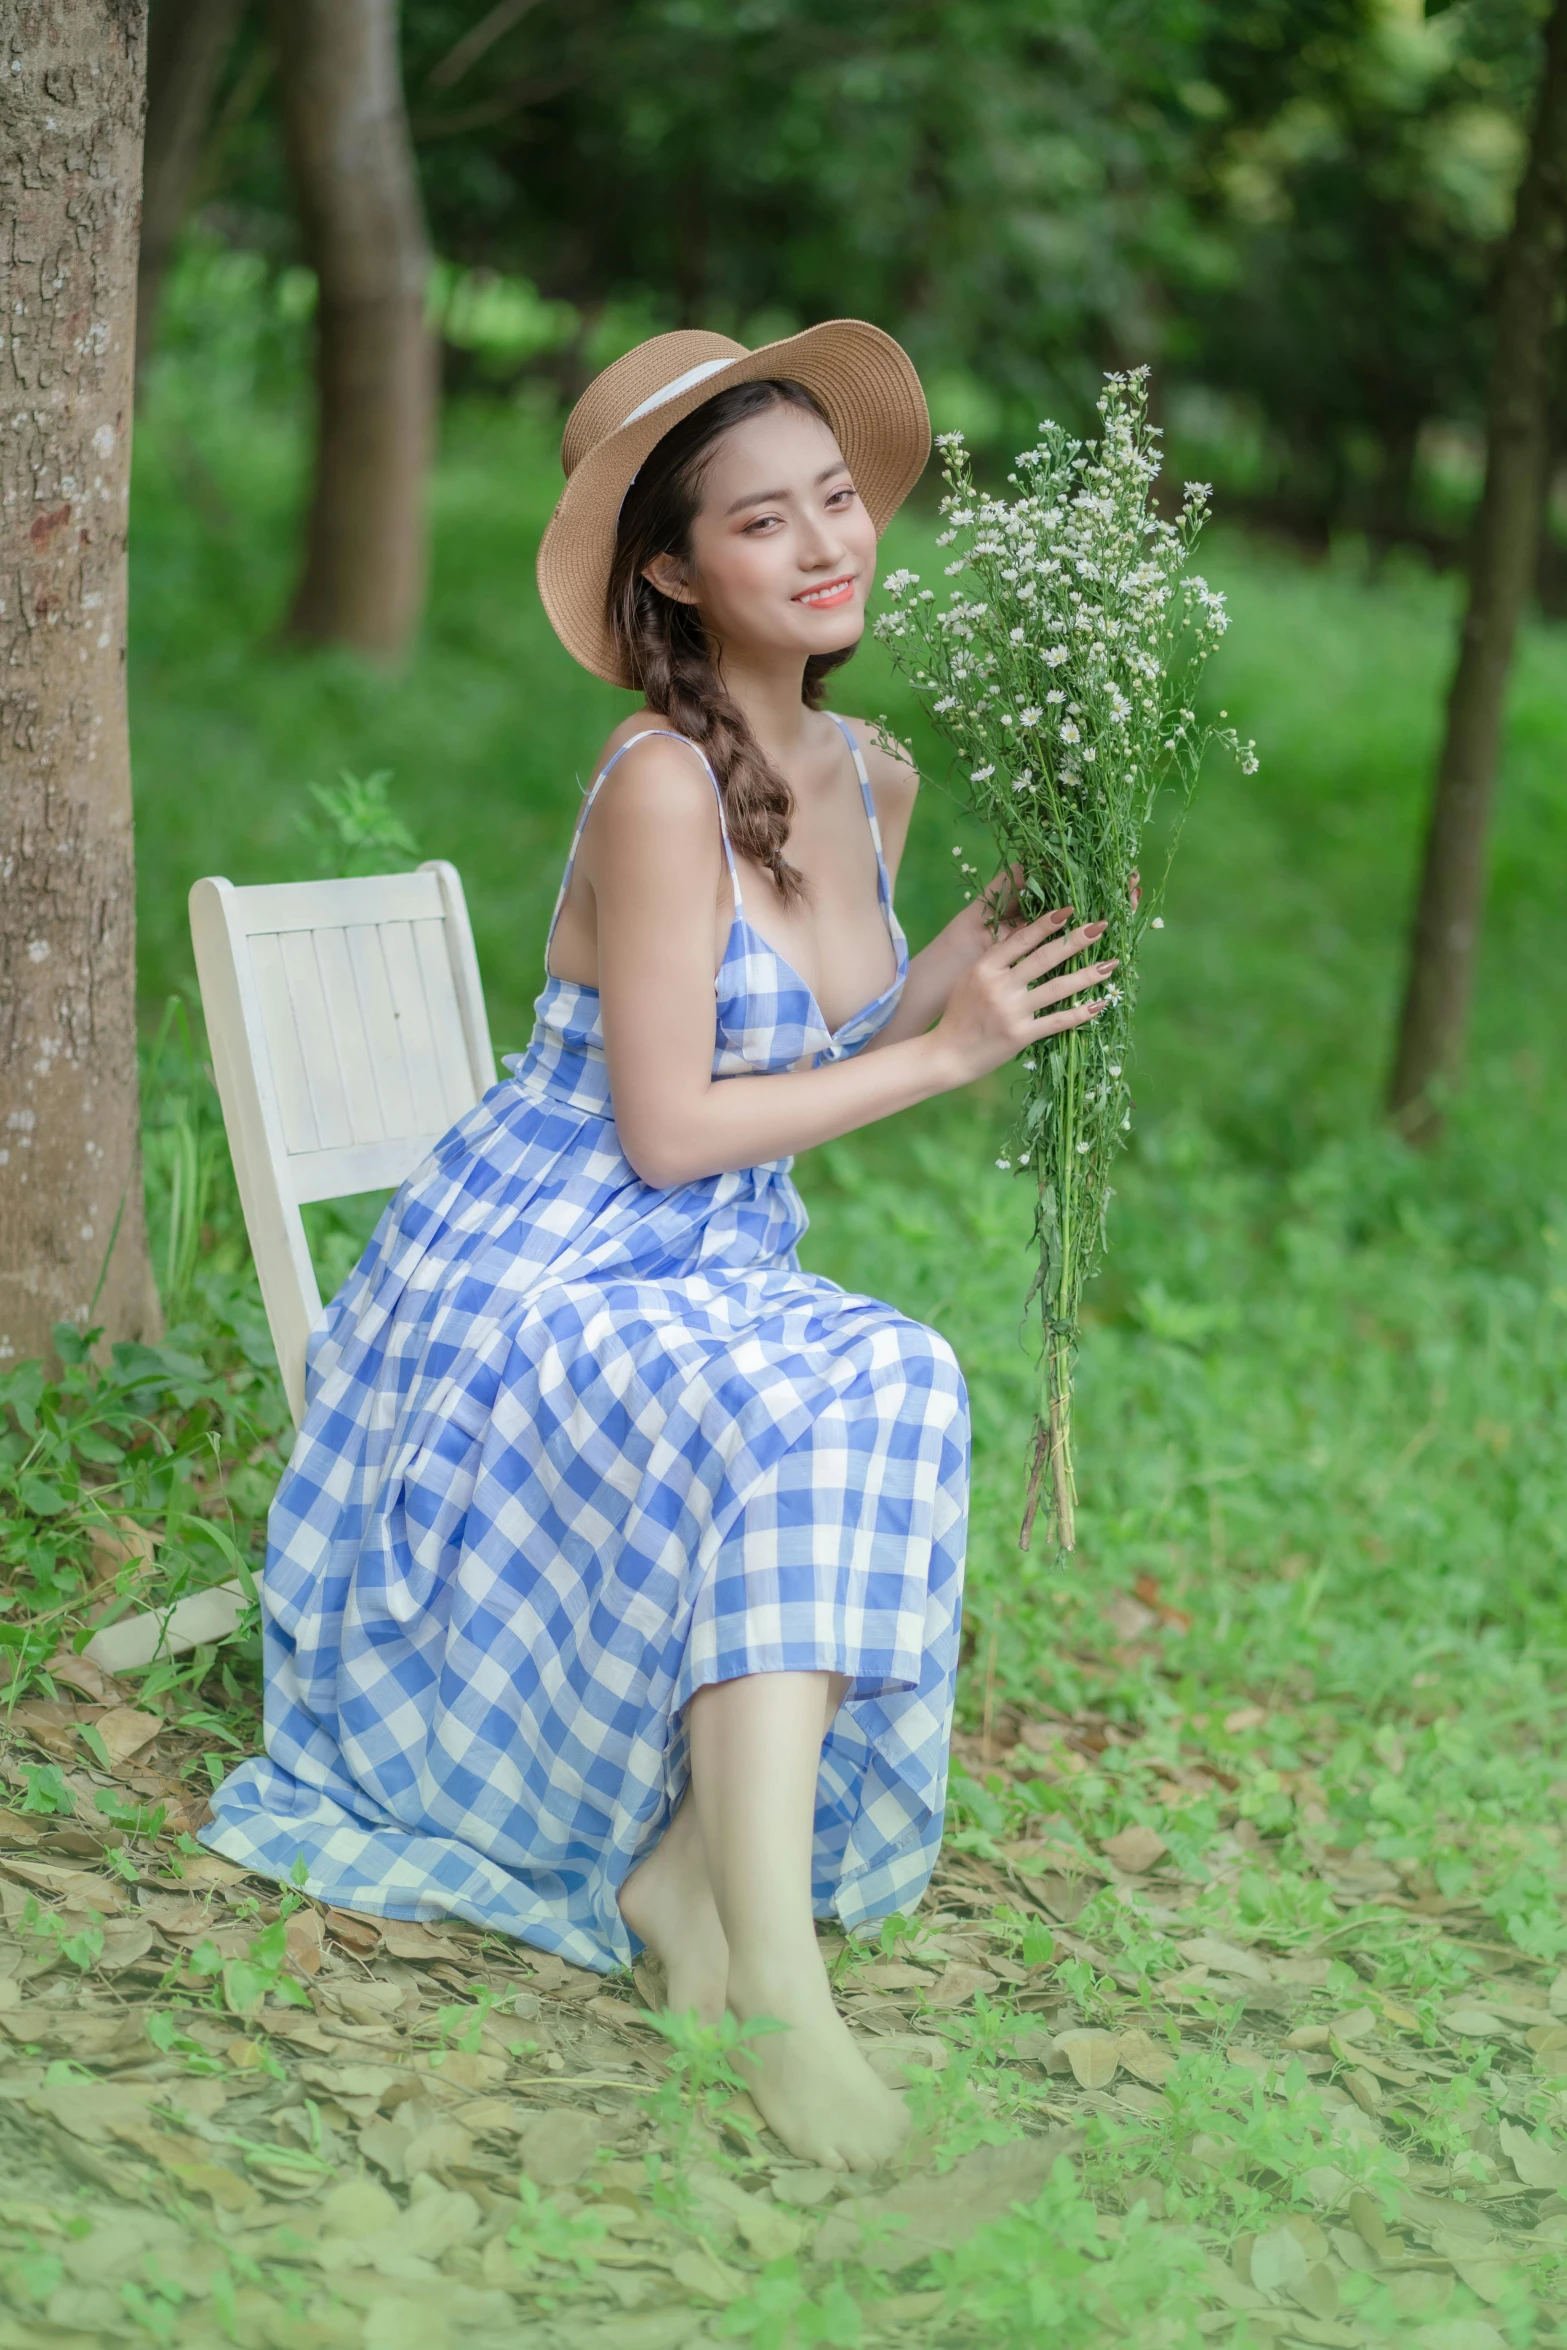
{"left": 43, "top": 1652, "right": 130, "bottom": 1705}
{"left": 1224, "top": 1705, "right": 1267, "bottom": 1733}
{"left": 1444, "top": 2010, "right": 1503, "bottom": 2038}
{"left": 1400, "top": 2188, "right": 1495, "bottom": 2247}
{"left": 1176, "top": 1935, "right": 1273, "bottom": 1985}
{"left": 94, "top": 1917, "right": 156, "bottom": 1973}
{"left": 395, "top": 2185, "right": 482, "bottom": 2261}
{"left": 1344, "top": 2069, "right": 1382, "bottom": 2115}
{"left": 1327, "top": 2006, "right": 1376, "bottom": 2043}
{"left": 321, "top": 2178, "right": 402, "bottom": 2237}
{"left": 359, "top": 2118, "right": 415, "bottom": 2181}
{"left": 1348, "top": 2190, "right": 1393, "bottom": 2257}
{"left": 1498, "top": 2119, "right": 1567, "bottom": 2191}
{"left": 1408, "top": 2324, "right": 1504, "bottom": 2350}
{"left": 2, "top": 1858, "right": 121, "bottom": 1907}
{"left": 1115, "top": 2027, "right": 1174, "bottom": 2085}
{"left": 1451, "top": 2257, "right": 1520, "bottom": 2307}
{"left": 771, "top": 2167, "right": 841, "bottom": 2208}
{"left": 1549, "top": 1972, "right": 1567, "bottom": 2018}
{"left": 672, "top": 2245, "right": 747, "bottom": 2304}
{"left": 163, "top": 2162, "right": 262, "bottom": 2214}
{"left": 92, "top": 1707, "right": 164, "bottom": 1768}
{"left": 855, "top": 1960, "right": 935, "bottom": 1991}
{"left": 325, "top": 1907, "right": 382, "bottom": 1955}
{"left": 518, "top": 2107, "right": 602, "bottom": 2186}
{"left": 1105, "top": 1593, "right": 1159, "bottom": 1640}
{"left": 1103, "top": 1825, "right": 1167, "bottom": 1874}
{"left": 864, "top": 2034, "right": 950, "bottom": 2086}
{"left": 1052, "top": 2028, "right": 1120, "bottom": 2089}
{"left": 1249, "top": 2224, "right": 1308, "bottom": 2299}
{"left": 29, "top": 2080, "right": 160, "bottom": 2143}
{"left": 363, "top": 2300, "right": 450, "bottom": 2350}
{"left": 693, "top": 2172, "right": 807, "bottom": 2260}
{"left": 277, "top": 1907, "right": 323, "bottom": 1978}
{"left": 924, "top": 1960, "right": 998, "bottom": 2009}
{"left": 404, "top": 2119, "right": 475, "bottom": 2179}
{"left": 418, "top": 2047, "right": 503, "bottom": 2091}
{"left": 1132, "top": 1574, "right": 1191, "bottom": 1630}
{"left": 814, "top": 2133, "right": 1078, "bottom": 2273}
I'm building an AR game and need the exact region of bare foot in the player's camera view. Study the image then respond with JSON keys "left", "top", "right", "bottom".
{"left": 618, "top": 1798, "right": 729, "bottom": 2025}
{"left": 728, "top": 1953, "right": 911, "bottom": 2172}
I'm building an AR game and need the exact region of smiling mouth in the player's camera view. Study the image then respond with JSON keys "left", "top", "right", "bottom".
{"left": 793, "top": 576, "right": 857, "bottom": 609}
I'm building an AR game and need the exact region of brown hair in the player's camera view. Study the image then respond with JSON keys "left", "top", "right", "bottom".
{"left": 606, "top": 378, "right": 855, "bottom": 904}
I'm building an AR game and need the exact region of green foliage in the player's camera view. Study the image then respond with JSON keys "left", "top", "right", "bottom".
{"left": 931, "top": 2158, "right": 1206, "bottom": 2346}
{"left": 0, "top": 1317, "right": 267, "bottom": 1703}
{"left": 292, "top": 769, "right": 423, "bottom": 879}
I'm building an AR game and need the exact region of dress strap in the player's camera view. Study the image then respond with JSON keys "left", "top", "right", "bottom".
{"left": 826, "top": 714, "right": 892, "bottom": 905}
{"left": 544, "top": 728, "right": 743, "bottom": 972}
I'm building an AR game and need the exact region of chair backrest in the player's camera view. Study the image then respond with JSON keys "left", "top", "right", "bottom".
{"left": 190, "top": 861, "right": 496, "bottom": 1426}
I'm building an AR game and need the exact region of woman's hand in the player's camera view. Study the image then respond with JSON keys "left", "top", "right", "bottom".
{"left": 926, "top": 906, "right": 1115, "bottom": 1088}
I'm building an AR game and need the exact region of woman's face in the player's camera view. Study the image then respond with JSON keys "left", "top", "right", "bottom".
{"left": 644, "top": 403, "right": 880, "bottom": 665}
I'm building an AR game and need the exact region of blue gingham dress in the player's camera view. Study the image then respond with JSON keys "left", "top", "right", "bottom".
{"left": 202, "top": 717, "right": 970, "bottom": 1971}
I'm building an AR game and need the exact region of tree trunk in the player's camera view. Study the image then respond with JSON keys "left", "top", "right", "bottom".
{"left": 1387, "top": 0, "right": 1567, "bottom": 1142}
{"left": 0, "top": 1, "right": 161, "bottom": 1369}
{"left": 134, "top": 0, "right": 247, "bottom": 400}
{"left": 273, "top": 0, "right": 434, "bottom": 659}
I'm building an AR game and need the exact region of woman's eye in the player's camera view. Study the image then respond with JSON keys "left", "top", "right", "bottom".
{"left": 827, "top": 486, "right": 856, "bottom": 508}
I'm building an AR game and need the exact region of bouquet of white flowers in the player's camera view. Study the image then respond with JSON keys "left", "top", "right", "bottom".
{"left": 876, "top": 369, "right": 1256, "bottom": 1554}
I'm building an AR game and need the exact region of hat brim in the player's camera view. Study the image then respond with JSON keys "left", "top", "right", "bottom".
{"left": 536, "top": 319, "right": 930, "bottom": 688}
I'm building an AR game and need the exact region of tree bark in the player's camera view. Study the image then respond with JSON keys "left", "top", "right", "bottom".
{"left": 0, "top": 2, "right": 162, "bottom": 1371}
{"left": 1387, "top": 0, "right": 1567, "bottom": 1142}
{"left": 134, "top": 0, "right": 246, "bottom": 400}
{"left": 273, "top": 0, "right": 434, "bottom": 659}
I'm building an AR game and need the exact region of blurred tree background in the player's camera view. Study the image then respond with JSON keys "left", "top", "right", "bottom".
{"left": 150, "top": 0, "right": 1552, "bottom": 571}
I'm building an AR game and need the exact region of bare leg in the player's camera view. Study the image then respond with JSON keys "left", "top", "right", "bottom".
{"left": 618, "top": 1792, "right": 729, "bottom": 2025}
{"left": 686, "top": 1668, "right": 911, "bottom": 2172}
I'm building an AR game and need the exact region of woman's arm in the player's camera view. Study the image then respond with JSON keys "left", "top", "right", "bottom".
{"left": 585, "top": 741, "right": 1113, "bottom": 1190}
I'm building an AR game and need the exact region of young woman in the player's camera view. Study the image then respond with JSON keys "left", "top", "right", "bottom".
{"left": 203, "top": 324, "right": 1114, "bottom": 2172}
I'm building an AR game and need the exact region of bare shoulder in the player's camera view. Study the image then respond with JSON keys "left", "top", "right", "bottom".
{"left": 837, "top": 712, "right": 918, "bottom": 806}
{"left": 581, "top": 716, "right": 723, "bottom": 870}
{"left": 834, "top": 713, "right": 918, "bottom": 875}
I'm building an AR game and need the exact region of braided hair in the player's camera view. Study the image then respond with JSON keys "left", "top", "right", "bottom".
{"left": 606, "top": 378, "right": 855, "bottom": 905}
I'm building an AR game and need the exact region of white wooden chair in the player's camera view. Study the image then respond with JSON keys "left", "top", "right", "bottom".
{"left": 84, "top": 861, "right": 495, "bottom": 1678}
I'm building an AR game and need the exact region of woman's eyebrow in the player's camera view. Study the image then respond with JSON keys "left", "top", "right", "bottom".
{"left": 723, "top": 460, "right": 853, "bottom": 518}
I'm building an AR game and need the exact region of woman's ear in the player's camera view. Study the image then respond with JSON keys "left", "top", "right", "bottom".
{"left": 642, "top": 552, "right": 698, "bottom": 605}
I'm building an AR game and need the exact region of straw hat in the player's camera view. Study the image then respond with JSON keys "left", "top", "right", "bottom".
{"left": 536, "top": 321, "right": 930, "bottom": 686}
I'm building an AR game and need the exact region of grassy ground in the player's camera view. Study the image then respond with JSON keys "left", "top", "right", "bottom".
{"left": 1, "top": 270, "right": 1566, "bottom": 2346}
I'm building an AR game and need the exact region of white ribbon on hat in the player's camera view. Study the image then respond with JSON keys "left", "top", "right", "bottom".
{"left": 620, "top": 357, "right": 733, "bottom": 428}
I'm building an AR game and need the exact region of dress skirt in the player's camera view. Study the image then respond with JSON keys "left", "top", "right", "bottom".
{"left": 201, "top": 1048, "right": 971, "bottom": 1972}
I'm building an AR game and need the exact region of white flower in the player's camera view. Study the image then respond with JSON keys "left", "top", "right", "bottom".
{"left": 1044, "top": 645, "right": 1068, "bottom": 668}
{"left": 1019, "top": 705, "right": 1042, "bottom": 726}
{"left": 951, "top": 845, "right": 962, "bottom": 857}
{"left": 1108, "top": 1063, "right": 1122, "bottom": 1077}
{"left": 1151, "top": 916, "right": 1164, "bottom": 929}
{"left": 1059, "top": 720, "right": 1080, "bottom": 745}
{"left": 1076, "top": 1139, "right": 1090, "bottom": 1154}
{"left": 882, "top": 568, "right": 918, "bottom": 595}
{"left": 1045, "top": 689, "right": 1065, "bottom": 706}
{"left": 995, "top": 1156, "right": 1011, "bottom": 1170}
{"left": 934, "top": 695, "right": 958, "bottom": 714}
{"left": 970, "top": 764, "right": 995, "bottom": 782}
{"left": 1009, "top": 626, "right": 1026, "bottom": 645}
